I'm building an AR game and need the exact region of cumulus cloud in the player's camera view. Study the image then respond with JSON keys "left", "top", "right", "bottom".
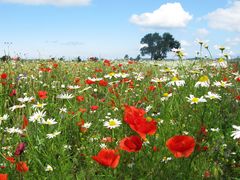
{"left": 207, "top": 1, "right": 240, "bottom": 32}
{"left": 130, "top": 2, "right": 192, "bottom": 28}
{"left": 226, "top": 37, "right": 240, "bottom": 46}
{"left": 0, "top": 0, "right": 91, "bottom": 6}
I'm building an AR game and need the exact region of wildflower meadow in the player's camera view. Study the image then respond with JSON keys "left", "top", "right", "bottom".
{"left": 0, "top": 54, "right": 240, "bottom": 179}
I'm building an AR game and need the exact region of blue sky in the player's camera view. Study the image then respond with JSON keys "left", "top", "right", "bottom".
{"left": 0, "top": 0, "right": 239, "bottom": 59}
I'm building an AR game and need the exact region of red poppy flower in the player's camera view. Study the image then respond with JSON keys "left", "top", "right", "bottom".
{"left": 99, "top": 79, "right": 108, "bottom": 86}
{"left": 204, "top": 170, "right": 211, "bottom": 178}
{"left": 148, "top": 85, "right": 156, "bottom": 91}
{"left": 124, "top": 105, "right": 157, "bottom": 139}
{"left": 79, "top": 108, "right": 87, "bottom": 113}
{"left": 22, "top": 115, "right": 29, "bottom": 129}
{"left": 1, "top": 73, "right": 7, "bottom": 79}
{"left": 119, "top": 135, "right": 142, "bottom": 152}
{"left": 223, "top": 77, "right": 228, "bottom": 81}
{"left": 16, "top": 161, "right": 29, "bottom": 173}
{"left": 76, "top": 95, "right": 84, "bottom": 102}
{"left": 6, "top": 157, "right": 15, "bottom": 164}
{"left": 95, "top": 68, "right": 103, "bottom": 73}
{"left": 53, "top": 63, "right": 58, "bottom": 68}
{"left": 166, "top": 135, "right": 196, "bottom": 158}
{"left": 198, "top": 126, "right": 207, "bottom": 136}
{"left": 38, "top": 91, "right": 47, "bottom": 99}
{"left": 103, "top": 60, "right": 111, "bottom": 66}
{"left": 39, "top": 67, "right": 52, "bottom": 72}
{"left": 9, "top": 89, "right": 16, "bottom": 97}
{"left": 92, "top": 149, "right": 120, "bottom": 168}
{"left": 85, "top": 79, "right": 95, "bottom": 85}
{"left": 0, "top": 174, "right": 8, "bottom": 180}
{"left": 91, "top": 105, "right": 99, "bottom": 111}
{"left": 236, "top": 95, "right": 240, "bottom": 101}
{"left": 152, "top": 146, "right": 160, "bottom": 152}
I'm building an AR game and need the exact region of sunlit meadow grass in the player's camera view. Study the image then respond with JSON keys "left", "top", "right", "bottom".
{"left": 0, "top": 59, "right": 239, "bottom": 179}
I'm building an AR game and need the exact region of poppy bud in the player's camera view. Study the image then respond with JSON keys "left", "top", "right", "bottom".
{"left": 15, "top": 143, "right": 26, "bottom": 156}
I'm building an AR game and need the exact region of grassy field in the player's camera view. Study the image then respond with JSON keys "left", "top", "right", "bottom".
{"left": 0, "top": 59, "right": 239, "bottom": 179}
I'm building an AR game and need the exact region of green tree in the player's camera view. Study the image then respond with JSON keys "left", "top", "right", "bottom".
{"left": 140, "top": 32, "right": 180, "bottom": 60}
{"left": 124, "top": 54, "right": 129, "bottom": 60}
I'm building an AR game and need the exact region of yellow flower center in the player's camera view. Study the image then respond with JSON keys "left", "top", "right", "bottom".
{"left": 192, "top": 97, "right": 199, "bottom": 103}
{"left": 210, "top": 96, "right": 215, "bottom": 99}
{"left": 109, "top": 120, "right": 117, "bottom": 126}
{"left": 221, "top": 82, "right": 225, "bottom": 87}
{"left": 199, "top": 75, "right": 209, "bottom": 82}
{"left": 109, "top": 72, "right": 115, "bottom": 77}
{"left": 165, "top": 68, "right": 170, "bottom": 71}
{"left": 218, "top": 58, "right": 224, "bottom": 63}
{"left": 163, "top": 93, "right": 169, "bottom": 97}
{"left": 146, "top": 117, "right": 153, "bottom": 122}
{"left": 172, "top": 77, "right": 179, "bottom": 81}
{"left": 37, "top": 104, "right": 43, "bottom": 107}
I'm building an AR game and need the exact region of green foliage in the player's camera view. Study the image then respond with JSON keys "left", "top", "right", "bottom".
{"left": 140, "top": 32, "right": 180, "bottom": 60}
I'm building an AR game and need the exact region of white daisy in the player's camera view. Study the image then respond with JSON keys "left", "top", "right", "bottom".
{"left": 9, "top": 104, "right": 26, "bottom": 111}
{"left": 210, "top": 58, "right": 228, "bottom": 68}
{"left": 195, "top": 75, "right": 210, "bottom": 88}
{"left": 100, "top": 143, "right": 107, "bottom": 149}
{"left": 29, "top": 110, "right": 46, "bottom": 123}
{"left": 46, "top": 131, "right": 61, "bottom": 139}
{"left": 87, "top": 77, "right": 103, "bottom": 82}
{"left": 160, "top": 67, "right": 177, "bottom": 75}
{"left": 82, "top": 122, "right": 92, "bottom": 129}
{"left": 151, "top": 77, "right": 168, "bottom": 83}
{"left": 63, "top": 145, "right": 72, "bottom": 150}
{"left": 32, "top": 102, "right": 47, "bottom": 109}
{"left": 104, "top": 72, "right": 117, "bottom": 79}
{"left": 210, "top": 128, "right": 220, "bottom": 132}
{"left": 214, "top": 81, "right": 232, "bottom": 88}
{"left": 0, "top": 114, "right": 9, "bottom": 125}
{"left": 186, "top": 95, "right": 207, "bottom": 104}
{"left": 167, "top": 77, "right": 185, "bottom": 87}
{"left": 145, "top": 105, "right": 153, "bottom": 112}
{"left": 231, "top": 125, "right": 240, "bottom": 139}
{"left": 17, "top": 96, "right": 34, "bottom": 103}
{"left": 133, "top": 72, "right": 145, "bottom": 81}
{"left": 42, "top": 118, "right": 57, "bottom": 125}
{"left": 161, "top": 157, "right": 172, "bottom": 163}
{"left": 5, "top": 127, "right": 23, "bottom": 134}
{"left": 45, "top": 164, "right": 53, "bottom": 172}
{"left": 59, "top": 107, "right": 67, "bottom": 114}
{"left": 103, "top": 118, "right": 121, "bottom": 129}
{"left": 205, "top": 92, "right": 221, "bottom": 100}
{"left": 56, "top": 93, "right": 74, "bottom": 99}
{"left": 161, "top": 93, "right": 173, "bottom": 101}
{"left": 67, "top": 85, "right": 80, "bottom": 90}
{"left": 119, "top": 73, "right": 129, "bottom": 78}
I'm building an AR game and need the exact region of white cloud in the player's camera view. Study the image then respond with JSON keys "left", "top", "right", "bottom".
{"left": 196, "top": 28, "right": 209, "bottom": 36}
{"left": 130, "top": 2, "right": 192, "bottom": 28}
{"left": 0, "top": 0, "right": 91, "bottom": 6}
{"left": 207, "top": 1, "right": 240, "bottom": 32}
{"left": 226, "top": 37, "right": 240, "bottom": 46}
